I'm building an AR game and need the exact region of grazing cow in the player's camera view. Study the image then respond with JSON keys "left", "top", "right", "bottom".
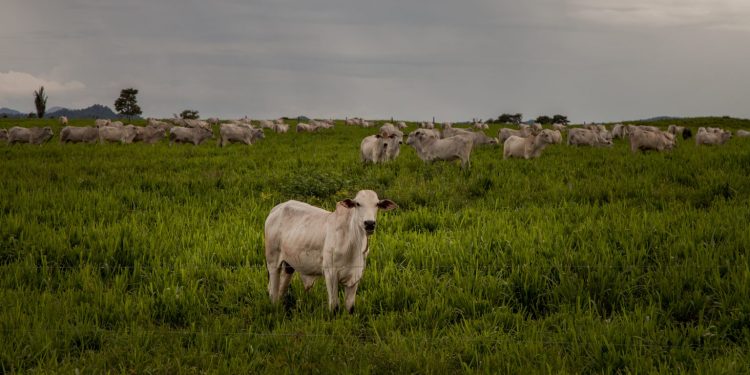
{"left": 259, "top": 120, "right": 275, "bottom": 129}
{"left": 498, "top": 127, "right": 532, "bottom": 143}
{"left": 406, "top": 128, "right": 473, "bottom": 168}
{"left": 396, "top": 121, "right": 408, "bottom": 130}
{"left": 218, "top": 123, "right": 265, "bottom": 146}
{"left": 0, "top": 129, "right": 7, "bottom": 142}
{"left": 552, "top": 123, "right": 567, "bottom": 132}
{"left": 420, "top": 122, "right": 435, "bottom": 129}
{"left": 736, "top": 129, "right": 750, "bottom": 137}
{"left": 667, "top": 125, "right": 692, "bottom": 140}
{"left": 612, "top": 124, "right": 627, "bottom": 139}
{"left": 549, "top": 129, "right": 563, "bottom": 144}
{"left": 94, "top": 119, "right": 111, "bottom": 128}
{"left": 695, "top": 127, "right": 731, "bottom": 146}
{"left": 274, "top": 124, "right": 290, "bottom": 133}
{"left": 296, "top": 123, "right": 319, "bottom": 133}
{"left": 61, "top": 126, "right": 99, "bottom": 144}
{"left": 58, "top": 116, "right": 68, "bottom": 125}
{"left": 8, "top": 126, "right": 53, "bottom": 145}
{"left": 264, "top": 190, "right": 397, "bottom": 313}
{"left": 629, "top": 128, "right": 676, "bottom": 152}
{"left": 503, "top": 129, "right": 556, "bottom": 159}
{"left": 133, "top": 126, "right": 166, "bottom": 144}
{"left": 567, "top": 128, "right": 613, "bottom": 147}
{"left": 169, "top": 126, "right": 214, "bottom": 145}
{"left": 310, "top": 119, "right": 328, "bottom": 129}
{"left": 473, "top": 122, "right": 489, "bottom": 130}
{"left": 443, "top": 127, "right": 498, "bottom": 147}
{"left": 531, "top": 123, "right": 543, "bottom": 132}
{"left": 182, "top": 119, "right": 211, "bottom": 129}
{"left": 146, "top": 118, "right": 171, "bottom": 130}
{"left": 99, "top": 125, "right": 138, "bottom": 144}
{"left": 109, "top": 121, "right": 124, "bottom": 128}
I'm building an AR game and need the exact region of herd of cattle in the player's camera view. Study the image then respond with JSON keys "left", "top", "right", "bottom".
{"left": 0, "top": 116, "right": 747, "bottom": 167}
{"left": 359, "top": 120, "right": 745, "bottom": 167}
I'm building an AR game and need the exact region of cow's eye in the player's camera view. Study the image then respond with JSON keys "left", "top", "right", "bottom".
{"left": 356, "top": 202, "right": 361, "bottom": 207}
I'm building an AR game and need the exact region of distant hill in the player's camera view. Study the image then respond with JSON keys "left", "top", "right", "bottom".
{"left": 48, "top": 105, "right": 120, "bottom": 119}
{"left": 639, "top": 116, "right": 681, "bottom": 122}
{"left": 0, "top": 107, "right": 24, "bottom": 117}
{"left": 0, "top": 104, "right": 123, "bottom": 119}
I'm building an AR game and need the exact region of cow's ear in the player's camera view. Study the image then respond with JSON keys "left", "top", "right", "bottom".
{"left": 377, "top": 199, "right": 398, "bottom": 211}
{"left": 341, "top": 199, "right": 357, "bottom": 208}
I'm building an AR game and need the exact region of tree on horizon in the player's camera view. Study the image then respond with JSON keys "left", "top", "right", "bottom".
{"left": 180, "top": 109, "right": 200, "bottom": 119}
{"left": 33, "top": 86, "right": 47, "bottom": 119}
{"left": 114, "top": 88, "right": 142, "bottom": 121}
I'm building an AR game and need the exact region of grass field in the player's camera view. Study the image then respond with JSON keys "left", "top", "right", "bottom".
{"left": 1, "top": 117, "right": 749, "bottom": 373}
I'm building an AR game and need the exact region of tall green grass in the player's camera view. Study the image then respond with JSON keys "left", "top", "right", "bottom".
{"left": 1, "top": 117, "right": 749, "bottom": 373}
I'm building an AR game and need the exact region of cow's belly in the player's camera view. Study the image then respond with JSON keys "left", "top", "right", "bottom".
{"left": 279, "top": 229, "right": 326, "bottom": 276}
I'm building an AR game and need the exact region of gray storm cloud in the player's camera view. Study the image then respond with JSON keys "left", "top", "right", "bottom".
{"left": 1, "top": 0, "right": 748, "bottom": 122}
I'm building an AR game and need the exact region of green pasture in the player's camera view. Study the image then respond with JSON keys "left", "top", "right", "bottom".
{"left": 1, "top": 117, "right": 749, "bottom": 373}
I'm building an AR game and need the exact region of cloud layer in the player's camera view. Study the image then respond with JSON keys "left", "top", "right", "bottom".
{"left": 0, "top": 71, "right": 85, "bottom": 98}
{"left": 1, "top": 0, "right": 749, "bottom": 121}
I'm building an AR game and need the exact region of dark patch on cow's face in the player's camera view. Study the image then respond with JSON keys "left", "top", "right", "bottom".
{"left": 364, "top": 220, "right": 376, "bottom": 234}
{"left": 341, "top": 199, "right": 357, "bottom": 208}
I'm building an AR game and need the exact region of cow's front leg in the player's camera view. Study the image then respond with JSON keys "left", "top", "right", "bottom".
{"left": 324, "top": 268, "right": 340, "bottom": 312}
{"left": 344, "top": 283, "right": 359, "bottom": 314}
{"left": 267, "top": 263, "right": 281, "bottom": 303}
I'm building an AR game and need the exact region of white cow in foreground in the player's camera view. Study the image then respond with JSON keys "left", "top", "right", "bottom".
{"left": 264, "top": 190, "right": 397, "bottom": 313}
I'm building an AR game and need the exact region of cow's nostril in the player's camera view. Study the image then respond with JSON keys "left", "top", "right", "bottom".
{"left": 364, "top": 220, "right": 376, "bottom": 230}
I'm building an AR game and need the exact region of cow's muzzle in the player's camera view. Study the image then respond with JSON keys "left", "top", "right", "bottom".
{"left": 364, "top": 220, "right": 376, "bottom": 234}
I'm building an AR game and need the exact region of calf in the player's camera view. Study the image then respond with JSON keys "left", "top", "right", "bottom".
{"left": 264, "top": 190, "right": 397, "bottom": 313}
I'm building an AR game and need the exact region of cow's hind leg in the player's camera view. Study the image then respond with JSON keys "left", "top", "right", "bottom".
{"left": 277, "top": 261, "right": 295, "bottom": 299}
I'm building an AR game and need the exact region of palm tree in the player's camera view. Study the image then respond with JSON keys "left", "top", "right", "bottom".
{"left": 33, "top": 86, "right": 47, "bottom": 119}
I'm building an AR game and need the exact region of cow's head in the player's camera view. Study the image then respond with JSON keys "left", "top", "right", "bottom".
{"left": 340, "top": 190, "right": 397, "bottom": 235}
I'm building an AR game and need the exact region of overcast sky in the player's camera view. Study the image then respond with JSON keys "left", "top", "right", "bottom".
{"left": 1, "top": 0, "right": 749, "bottom": 122}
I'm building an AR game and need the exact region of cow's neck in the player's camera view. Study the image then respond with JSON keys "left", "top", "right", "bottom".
{"left": 334, "top": 204, "right": 367, "bottom": 256}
